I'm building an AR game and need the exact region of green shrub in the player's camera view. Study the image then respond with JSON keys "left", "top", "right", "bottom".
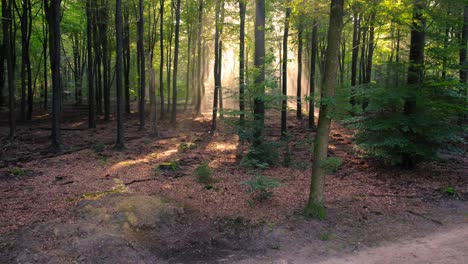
{"left": 243, "top": 175, "right": 281, "bottom": 201}
{"left": 93, "top": 143, "right": 106, "bottom": 154}
{"left": 319, "top": 157, "right": 343, "bottom": 173}
{"left": 194, "top": 162, "right": 214, "bottom": 184}
{"left": 353, "top": 82, "right": 464, "bottom": 167}
{"left": 241, "top": 141, "right": 280, "bottom": 169}
{"left": 8, "top": 167, "right": 26, "bottom": 176}
{"left": 156, "top": 161, "right": 179, "bottom": 172}
{"left": 178, "top": 142, "right": 197, "bottom": 153}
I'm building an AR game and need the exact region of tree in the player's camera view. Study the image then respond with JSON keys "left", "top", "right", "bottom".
{"left": 115, "top": 0, "right": 125, "bottom": 148}
{"left": 211, "top": 0, "right": 222, "bottom": 131}
{"left": 239, "top": 0, "right": 246, "bottom": 128}
{"left": 308, "top": 18, "right": 318, "bottom": 130}
{"left": 2, "top": 0, "right": 16, "bottom": 138}
{"left": 159, "top": 0, "right": 165, "bottom": 117}
{"left": 253, "top": 0, "right": 266, "bottom": 148}
{"left": 281, "top": 4, "right": 291, "bottom": 137}
{"left": 138, "top": 0, "right": 146, "bottom": 130}
{"left": 87, "top": 0, "right": 96, "bottom": 129}
{"left": 305, "top": 0, "right": 344, "bottom": 219}
{"left": 171, "top": 0, "right": 181, "bottom": 127}
{"left": 296, "top": 23, "right": 303, "bottom": 120}
{"left": 44, "top": 0, "right": 63, "bottom": 152}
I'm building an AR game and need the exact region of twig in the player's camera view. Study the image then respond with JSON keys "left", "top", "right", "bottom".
{"left": 124, "top": 178, "right": 159, "bottom": 186}
{"left": 406, "top": 210, "right": 443, "bottom": 225}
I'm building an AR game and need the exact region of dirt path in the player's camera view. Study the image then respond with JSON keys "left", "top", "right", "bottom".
{"left": 239, "top": 224, "right": 468, "bottom": 264}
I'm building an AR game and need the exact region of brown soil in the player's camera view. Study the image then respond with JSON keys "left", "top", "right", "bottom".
{"left": 0, "top": 109, "right": 467, "bottom": 263}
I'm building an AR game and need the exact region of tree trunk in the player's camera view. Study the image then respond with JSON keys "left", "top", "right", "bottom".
{"left": 309, "top": 19, "right": 318, "bottom": 130}
{"left": 218, "top": 1, "right": 225, "bottom": 119}
{"left": 87, "top": 0, "right": 96, "bottom": 129}
{"left": 460, "top": 5, "right": 468, "bottom": 83}
{"left": 211, "top": 0, "right": 221, "bottom": 131}
{"left": 304, "top": 0, "right": 344, "bottom": 219}
{"left": 44, "top": 0, "right": 63, "bottom": 152}
{"left": 115, "top": 0, "right": 125, "bottom": 148}
{"left": 253, "top": 0, "right": 266, "bottom": 148}
{"left": 296, "top": 27, "right": 303, "bottom": 120}
{"left": 185, "top": 24, "right": 192, "bottom": 111}
{"left": 138, "top": 0, "right": 146, "bottom": 130}
{"left": 239, "top": 0, "right": 246, "bottom": 127}
{"left": 159, "top": 0, "right": 165, "bottom": 118}
{"left": 42, "top": 12, "right": 48, "bottom": 110}
{"left": 123, "top": 6, "right": 131, "bottom": 114}
{"left": 281, "top": 5, "right": 291, "bottom": 137}
{"left": 362, "top": 12, "right": 375, "bottom": 110}
{"left": 98, "top": 1, "right": 110, "bottom": 121}
{"left": 2, "top": 0, "right": 16, "bottom": 138}
{"left": 402, "top": 0, "right": 426, "bottom": 168}
{"left": 171, "top": 0, "right": 181, "bottom": 127}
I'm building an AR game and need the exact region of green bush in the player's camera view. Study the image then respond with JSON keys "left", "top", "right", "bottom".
{"left": 8, "top": 167, "right": 26, "bottom": 176}
{"left": 240, "top": 141, "right": 280, "bottom": 169}
{"left": 319, "top": 157, "right": 343, "bottom": 173}
{"left": 353, "top": 82, "right": 464, "bottom": 167}
{"left": 194, "top": 162, "right": 214, "bottom": 184}
{"left": 93, "top": 143, "right": 106, "bottom": 154}
{"left": 243, "top": 175, "right": 281, "bottom": 201}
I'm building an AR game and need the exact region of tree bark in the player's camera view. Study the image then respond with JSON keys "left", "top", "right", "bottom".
{"left": 138, "top": 0, "right": 146, "bottom": 130}
{"left": 253, "top": 0, "right": 266, "bottom": 148}
{"left": 281, "top": 5, "right": 291, "bottom": 137}
{"left": 2, "top": 0, "right": 16, "bottom": 138}
{"left": 460, "top": 5, "right": 468, "bottom": 83}
{"left": 123, "top": 6, "right": 131, "bottom": 114}
{"left": 44, "top": 0, "right": 63, "bottom": 152}
{"left": 239, "top": 0, "right": 246, "bottom": 127}
{"left": 296, "top": 27, "right": 303, "bottom": 120}
{"left": 159, "top": 0, "right": 165, "bottom": 117}
{"left": 171, "top": 0, "right": 181, "bottom": 127}
{"left": 211, "top": 0, "right": 221, "bottom": 131}
{"left": 115, "top": 0, "right": 125, "bottom": 148}
{"left": 304, "top": 0, "right": 344, "bottom": 219}
{"left": 309, "top": 19, "right": 318, "bottom": 130}
{"left": 87, "top": 0, "right": 96, "bottom": 128}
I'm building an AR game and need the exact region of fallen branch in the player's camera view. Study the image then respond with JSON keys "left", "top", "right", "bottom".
{"left": 406, "top": 210, "right": 443, "bottom": 225}
{"left": 124, "top": 178, "right": 159, "bottom": 186}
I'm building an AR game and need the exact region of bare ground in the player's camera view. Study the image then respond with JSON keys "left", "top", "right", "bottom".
{"left": 0, "top": 109, "right": 467, "bottom": 263}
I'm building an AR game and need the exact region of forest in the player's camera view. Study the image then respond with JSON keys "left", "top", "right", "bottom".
{"left": 0, "top": 0, "right": 467, "bottom": 263}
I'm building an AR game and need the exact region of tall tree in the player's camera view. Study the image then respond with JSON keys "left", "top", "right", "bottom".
{"left": 138, "top": 0, "right": 146, "bottom": 130}
{"left": 171, "top": 0, "right": 181, "bottom": 127}
{"left": 87, "top": 0, "right": 96, "bottom": 128}
{"left": 212, "top": 0, "right": 222, "bottom": 131}
{"left": 253, "top": 0, "right": 266, "bottom": 148}
{"left": 159, "top": 0, "right": 165, "bottom": 117}
{"left": 305, "top": 0, "right": 344, "bottom": 219}
{"left": 308, "top": 19, "right": 318, "bottom": 130}
{"left": 281, "top": 4, "right": 291, "bottom": 137}
{"left": 296, "top": 25, "right": 303, "bottom": 120}
{"left": 350, "top": 11, "right": 359, "bottom": 109}
{"left": 123, "top": 5, "right": 131, "bottom": 114}
{"left": 239, "top": 0, "right": 246, "bottom": 127}
{"left": 2, "top": 0, "right": 16, "bottom": 138}
{"left": 115, "top": 0, "right": 125, "bottom": 148}
{"left": 44, "top": 0, "right": 63, "bottom": 151}
{"left": 460, "top": 5, "right": 468, "bottom": 83}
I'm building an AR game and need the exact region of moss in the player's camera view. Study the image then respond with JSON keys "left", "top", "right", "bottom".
{"left": 8, "top": 167, "right": 26, "bottom": 176}
{"left": 178, "top": 142, "right": 197, "bottom": 153}
{"left": 156, "top": 161, "right": 179, "bottom": 172}
{"left": 304, "top": 203, "right": 327, "bottom": 220}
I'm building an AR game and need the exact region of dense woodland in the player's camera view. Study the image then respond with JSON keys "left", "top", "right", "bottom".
{"left": 0, "top": 0, "right": 467, "bottom": 218}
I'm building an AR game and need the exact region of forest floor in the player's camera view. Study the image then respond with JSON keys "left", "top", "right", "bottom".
{"left": 0, "top": 106, "right": 467, "bottom": 263}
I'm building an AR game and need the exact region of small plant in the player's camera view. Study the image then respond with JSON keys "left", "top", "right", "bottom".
{"left": 93, "top": 143, "right": 106, "bottom": 154}
{"left": 241, "top": 142, "right": 280, "bottom": 169}
{"left": 243, "top": 175, "right": 281, "bottom": 201}
{"left": 178, "top": 142, "right": 197, "bottom": 153}
{"left": 194, "top": 162, "right": 214, "bottom": 184}
{"left": 8, "top": 167, "right": 26, "bottom": 176}
{"left": 319, "top": 157, "right": 343, "bottom": 173}
{"left": 156, "top": 161, "right": 179, "bottom": 172}
{"left": 282, "top": 144, "right": 292, "bottom": 168}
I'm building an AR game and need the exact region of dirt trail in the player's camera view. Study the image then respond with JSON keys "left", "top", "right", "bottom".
{"left": 239, "top": 225, "right": 468, "bottom": 264}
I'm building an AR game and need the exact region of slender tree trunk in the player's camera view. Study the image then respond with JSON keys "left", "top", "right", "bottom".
{"left": 159, "top": 0, "right": 165, "bottom": 117}
{"left": 2, "top": 0, "right": 16, "bottom": 138}
{"left": 44, "top": 0, "right": 63, "bottom": 152}
{"left": 309, "top": 19, "right": 318, "bottom": 130}
{"left": 239, "top": 0, "right": 246, "bottom": 127}
{"left": 212, "top": 0, "right": 221, "bottom": 131}
{"left": 166, "top": 6, "right": 174, "bottom": 115}
{"left": 253, "top": 0, "right": 266, "bottom": 148}
{"left": 281, "top": 5, "right": 291, "bottom": 137}
{"left": 362, "top": 12, "right": 375, "bottom": 110}
{"left": 218, "top": 1, "right": 225, "bottom": 118}
{"left": 460, "top": 5, "right": 468, "bottom": 83}
{"left": 115, "top": 0, "right": 125, "bottom": 148}
{"left": 98, "top": 1, "right": 110, "bottom": 121}
{"left": 304, "top": 0, "right": 344, "bottom": 219}
{"left": 0, "top": 42, "right": 4, "bottom": 108}
{"left": 42, "top": 12, "right": 48, "bottom": 110}
{"left": 138, "top": 0, "right": 146, "bottom": 130}
{"left": 185, "top": 24, "right": 192, "bottom": 111}
{"left": 297, "top": 27, "right": 303, "bottom": 120}
{"left": 171, "top": 0, "right": 181, "bottom": 127}
{"left": 87, "top": 0, "right": 96, "bottom": 128}
{"left": 123, "top": 6, "right": 131, "bottom": 114}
